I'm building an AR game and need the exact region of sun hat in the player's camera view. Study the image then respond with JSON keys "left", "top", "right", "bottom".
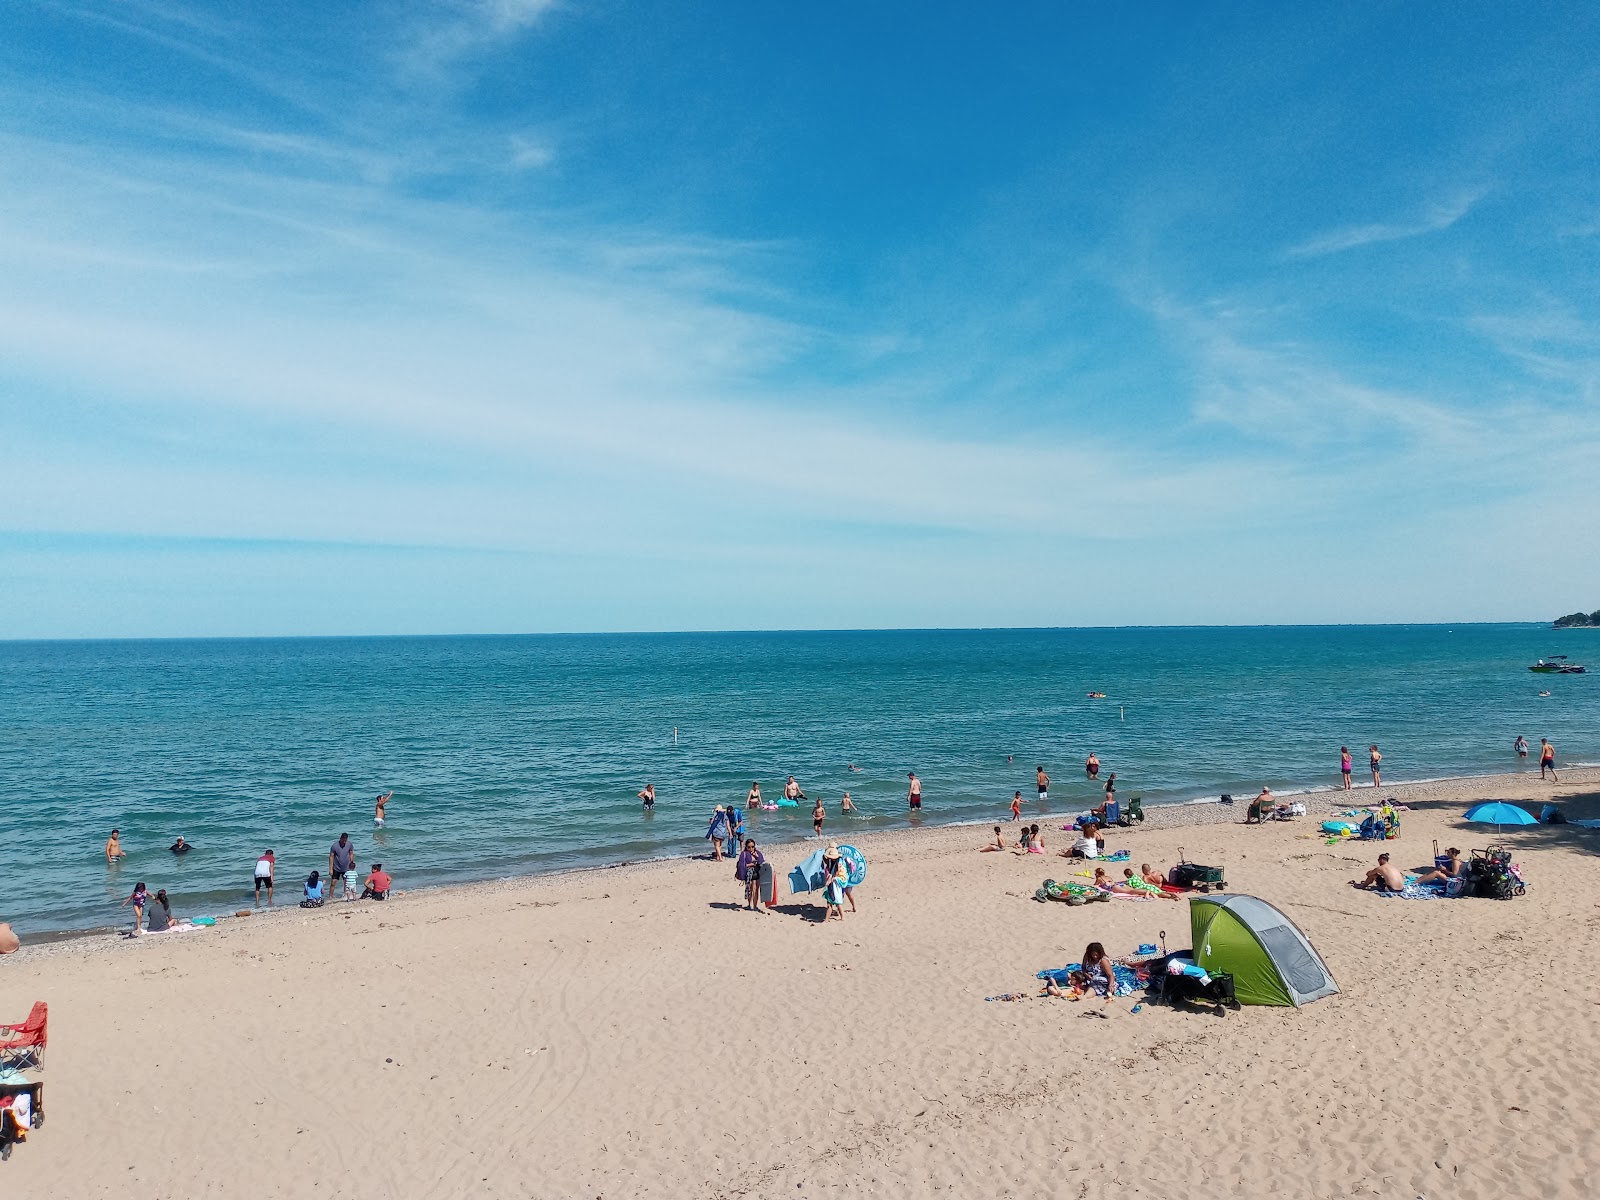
{"left": 823, "top": 843, "right": 840, "bottom": 859}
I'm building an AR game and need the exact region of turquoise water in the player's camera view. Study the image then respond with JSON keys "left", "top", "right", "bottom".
{"left": 1, "top": 625, "right": 1594, "bottom": 937}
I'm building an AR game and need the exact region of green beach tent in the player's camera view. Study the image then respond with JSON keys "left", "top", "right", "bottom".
{"left": 1190, "top": 893, "right": 1338, "bottom": 1007}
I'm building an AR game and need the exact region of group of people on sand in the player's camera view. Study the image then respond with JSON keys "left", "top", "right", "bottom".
{"left": 1513, "top": 735, "right": 1560, "bottom": 781}
{"left": 102, "top": 803, "right": 397, "bottom": 933}
{"left": 1350, "top": 847, "right": 1466, "bottom": 893}
{"left": 731, "top": 837, "right": 856, "bottom": 921}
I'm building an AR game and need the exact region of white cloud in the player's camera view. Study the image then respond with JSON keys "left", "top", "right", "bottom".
{"left": 400, "top": 0, "right": 559, "bottom": 79}
{"left": 508, "top": 133, "right": 555, "bottom": 170}
{"left": 1285, "top": 188, "right": 1486, "bottom": 258}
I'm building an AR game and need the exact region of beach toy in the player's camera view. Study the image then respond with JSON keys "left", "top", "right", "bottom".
{"left": 837, "top": 844, "right": 867, "bottom": 887}
{"left": 190, "top": 916, "right": 216, "bottom": 926}
{"left": 1321, "top": 821, "right": 1356, "bottom": 835}
{"left": 1137, "top": 943, "right": 1158, "bottom": 955}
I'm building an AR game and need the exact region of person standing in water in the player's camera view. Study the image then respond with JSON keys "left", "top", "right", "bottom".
{"left": 1084, "top": 753, "right": 1099, "bottom": 781}
{"left": 105, "top": 828, "right": 127, "bottom": 864}
{"left": 1540, "top": 739, "right": 1558, "bottom": 781}
{"left": 1514, "top": 734, "right": 1528, "bottom": 760}
{"left": 374, "top": 792, "right": 392, "bottom": 827}
{"left": 840, "top": 792, "right": 855, "bottom": 814}
{"left": 812, "top": 797, "right": 826, "bottom": 836}
{"left": 1036, "top": 765, "right": 1050, "bottom": 802}
{"left": 253, "top": 849, "right": 276, "bottom": 908}
{"left": 1368, "top": 746, "right": 1382, "bottom": 787}
{"left": 906, "top": 772, "right": 922, "bottom": 811}
{"left": 1340, "top": 746, "right": 1353, "bottom": 790}
{"left": 783, "top": 777, "right": 805, "bottom": 803}
{"left": 1104, "top": 773, "right": 1116, "bottom": 805}
{"left": 639, "top": 783, "right": 656, "bottom": 809}
{"left": 746, "top": 781, "right": 762, "bottom": 808}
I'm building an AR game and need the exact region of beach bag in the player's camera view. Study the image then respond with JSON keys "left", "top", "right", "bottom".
{"left": 1444, "top": 876, "right": 1470, "bottom": 898}
{"left": 1358, "top": 814, "right": 1381, "bottom": 840}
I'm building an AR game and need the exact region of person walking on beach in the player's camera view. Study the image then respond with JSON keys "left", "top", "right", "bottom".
{"left": 1540, "top": 739, "right": 1558, "bottom": 781}
{"left": 253, "top": 849, "right": 276, "bottom": 907}
{"left": 1340, "top": 747, "right": 1353, "bottom": 790}
{"left": 1368, "top": 746, "right": 1382, "bottom": 787}
{"left": 1514, "top": 734, "right": 1528, "bottom": 760}
{"left": 724, "top": 804, "right": 744, "bottom": 857}
{"left": 906, "top": 772, "right": 923, "bottom": 811}
{"left": 639, "top": 783, "right": 656, "bottom": 809}
{"left": 822, "top": 845, "right": 848, "bottom": 920}
{"left": 105, "top": 828, "right": 126, "bottom": 864}
{"left": 374, "top": 792, "right": 391, "bottom": 827}
{"left": 329, "top": 833, "right": 357, "bottom": 900}
{"left": 1036, "top": 765, "right": 1049, "bottom": 802}
{"left": 735, "top": 838, "right": 767, "bottom": 911}
{"left": 120, "top": 880, "right": 149, "bottom": 933}
{"left": 1084, "top": 752, "right": 1100, "bottom": 780}
{"left": 1010, "top": 791, "right": 1023, "bottom": 822}
{"left": 812, "top": 797, "right": 826, "bottom": 837}
{"left": 707, "top": 807, "right": 730, "bottom": 861}
{"left": 746, "top": 781, "right": 762, "bottom": 808}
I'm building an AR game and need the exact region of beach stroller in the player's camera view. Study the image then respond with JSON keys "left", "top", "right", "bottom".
{"left": 1169, "top": 848, "right": 1226, "bottom": 893}
{"left": 1467, "top": 848, "right": 1525, "bottom": 900}
{"left": 1144, "top": 950, "right": 1237, "bottom": 1015}
{"left": 0, "top": 1077, "right": 43, "bottom": 1161}
{"left": 0, "top": 1004, "right": 45, "bottom": 1072}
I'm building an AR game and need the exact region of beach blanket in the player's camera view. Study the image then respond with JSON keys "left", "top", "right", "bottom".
{"left": 1372, "top": 876, "right": 1446, "bottom": 900}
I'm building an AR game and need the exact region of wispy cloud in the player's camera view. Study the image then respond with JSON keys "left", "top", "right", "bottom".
{"left": 400, "top": 0, "right": 559, "bottom": 79}
{"left": 1285, "top": 188, "right": 1487, "bottom": 258}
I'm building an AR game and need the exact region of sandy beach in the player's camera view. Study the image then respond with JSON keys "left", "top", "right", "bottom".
{"left": 4, "top": 768, "right": 1599, "bottom": 1198}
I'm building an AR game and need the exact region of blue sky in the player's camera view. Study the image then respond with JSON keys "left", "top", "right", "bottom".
{"left": 2, "top": 1, "right": 1598, "bottom": 637}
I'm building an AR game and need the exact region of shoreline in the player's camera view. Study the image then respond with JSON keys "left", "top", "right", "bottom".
{"left": 13, "top": 765, "right": 1593, "bottom": 954}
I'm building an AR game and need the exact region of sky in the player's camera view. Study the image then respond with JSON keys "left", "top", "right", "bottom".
{"left": 2, "top": 1, "right": 1598, "bottom": 637}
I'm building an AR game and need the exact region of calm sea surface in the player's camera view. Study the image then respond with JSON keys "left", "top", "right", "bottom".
{"left": 2, "top": 625, "right": 1595, "bottom": 936}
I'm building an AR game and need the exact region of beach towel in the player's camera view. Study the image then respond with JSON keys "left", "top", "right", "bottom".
{"left": 1372, "top": 876, "right": 1446, "bottom": 900}
{"left": 1035, "top": 962, "right": 1144, "bottom": 998}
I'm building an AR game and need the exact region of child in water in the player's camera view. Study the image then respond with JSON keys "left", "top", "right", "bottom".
{"left": 812, "top": 798, "right": 826, "bottom": 836}
{"left": 840, "top": 792, "right": 855, "bottom": 814}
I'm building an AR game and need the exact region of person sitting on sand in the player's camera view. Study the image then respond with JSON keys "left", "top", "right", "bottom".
{"left": 169, "top": 836, "right": 192, "bottom": 855}
{"left": 361, "top": 863, "right": 392, "bottom": 900}
{"left": 1022, "top": 823, "right": 1044, "bottom": 853}
{"left": 302, "top": 870, "right": 325, "bottom": 908}
{"left": 105, "top": 828, "right": 126, "bottom": 864}
{"left": 980, "top": 825, "right": 1005, "bottom": 852}
{"left": 144, "top": 888, "right": 180, "bottom": 932}
{"left": 1352, "top": 853, "right": 1405, "bottom": 892}
{"left": 1414, "top": 848, "right": 1464, "bottom": 886}
{"left": 0, "top": 922, "right": 18, "bottom": 955}
{"left": 1080, "top": 942, "right": 1115, "bottom": 999}
{"left": 1063, "top": 822, "right": 1101, "bottom": 859}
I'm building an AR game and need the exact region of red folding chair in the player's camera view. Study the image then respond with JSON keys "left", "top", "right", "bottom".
{"left": 0, "top": 1002, "right": 46, "bottom": 1071}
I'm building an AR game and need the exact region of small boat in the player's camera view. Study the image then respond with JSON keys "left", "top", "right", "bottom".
{"left": 1530, "top": 656, "right": 1587, "bottom": 674}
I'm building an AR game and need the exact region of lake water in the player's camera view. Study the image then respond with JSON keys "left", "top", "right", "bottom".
{"left": 1, "top": 624, "right": 1594, "bottom": 936}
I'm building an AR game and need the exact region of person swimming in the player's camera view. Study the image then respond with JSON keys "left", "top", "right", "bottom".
{"left": 374, "top": 791, "right": 392, "bottom": 826}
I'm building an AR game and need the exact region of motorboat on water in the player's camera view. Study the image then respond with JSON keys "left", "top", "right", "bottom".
{"left": 1530, "top": 655, "right": 1587, "bottom": 674}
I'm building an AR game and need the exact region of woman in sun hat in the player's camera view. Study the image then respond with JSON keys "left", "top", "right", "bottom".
{"left": 822, "top": 844, "right": 848, "bottom": 921}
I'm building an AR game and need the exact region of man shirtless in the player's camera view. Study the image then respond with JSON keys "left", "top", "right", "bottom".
{"left": 906, "top": 772, "right": 922, "bottom": 810}
{"left": 1540, "top": 739, "right": 1558, "bottom": 781}
{"left": 1352, "top": 853, "right": 1405, "bottom": 892}
{"left": 105, "top": 829, "right": 127, "bottom": 863}
{"left": 783, "top": 776, "right": 805, "bottom": 802}
{"left": 1035, "top": 766, "right": 1049, "bottom": 802}
{"left": 374, "top": 791, "right": 392, "bottom": 826}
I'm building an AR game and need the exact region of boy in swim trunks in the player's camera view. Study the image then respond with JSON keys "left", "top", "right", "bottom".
{"left": 812, "top": 798, "right": 825, "bottom": 836}
{"left": 1036, "top": 766, "right": 1049, "bottom": 801}
{"left": 1540, "top": 739, "right": 1558, "bottom": 781}
{"left": 1010, "top": 791, "right": 1022, "bottom": 821}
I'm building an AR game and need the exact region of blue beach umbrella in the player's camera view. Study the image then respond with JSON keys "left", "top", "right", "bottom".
{"left": 1464, "top": 802, "right": 1538, "bottom": 834}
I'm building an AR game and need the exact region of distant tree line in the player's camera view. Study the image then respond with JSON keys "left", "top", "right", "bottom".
{"left": 1554, "top": 610, "right": 1600, "bottom": 627}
